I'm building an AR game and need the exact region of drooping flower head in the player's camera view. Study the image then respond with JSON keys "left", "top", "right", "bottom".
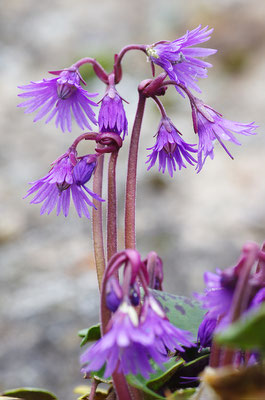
{"left": 146, "top": 26, "right": 217, "bottom": 94}
{"left": 18, "top": 67, "right": 98, "bottom": 132}
{"left": 195, "top": 242, "right": 265, "bottom": 332}
{"left": 24, "top": 153, "right": 104, "bottom": 218}
{"left": 191, "top": 98, "right": 258, "bottom": 172}
{"left": 98, "top": 85, "right": 128, "bottom": 139}
{"left": 80, "top": 249, "right": 194, "bottom": 379}
{"left": 81, "top": 301, "right": 167, "bottom": 379}
{"left": 197, "top": 313, "right": 217, "bottom": 350}
{"left": 144, "top": 251, "right": 164, "bottom": 290}
{"left": 146, "top": 117, "right": 197, "bottom": 177}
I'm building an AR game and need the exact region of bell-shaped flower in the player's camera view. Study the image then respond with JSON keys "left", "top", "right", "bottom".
{"left": 18, "top": 67, "right": 98, "bottom": 132}
{"left": 146, "top": 117, "right": 197, "bottom": 177}
{"left": 24, "top": 154, "right": 103, "bottom": 218}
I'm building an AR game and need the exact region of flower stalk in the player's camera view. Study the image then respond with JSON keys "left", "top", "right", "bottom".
{"left": 125, "top": 92, "right": 146, "bottom": 249}
{"left": 92, "top": 147, "right": 106, "bottom": 290}
{"left": 107, "top": 151, "right": 119, "bottom": 261}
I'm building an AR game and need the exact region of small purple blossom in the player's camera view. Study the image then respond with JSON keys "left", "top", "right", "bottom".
{"left": 98, "top": 87, "right": 128, "bottom": 139}
{"left": 18, "top": 67, "right": 98, "bottom": 132}
{"left": 250, "top": 288, "right": 265, "bottom": 308}
{"left": 24, "top": 154, "right": 104, "bottom": 218}
{"left": 147, "top": 26, "right": 217, "bottom": 93}
{"left": 146, "top": 117, "right": 197, "bottom": 177}
{"left": 80, "top": 302, "right": 168, "bottom": 379}
{"left": 192, "top": 100, "right": 258, "bottom": 172}
{"left": 140, "top": 296, "right": 194, "bottom": 353}
{"left": 195, "top": 269, "right": 235, "bottom": 320}
{"left": 106, "top": 277, "right": 123, "bottom": 312}
{"left": 195, "top": 243, "right": 264, "bottom": 325}
{"left": 197, "top": 313, "right": 217, "bottom": 349}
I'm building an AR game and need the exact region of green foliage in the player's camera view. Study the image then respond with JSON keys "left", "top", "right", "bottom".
{"left": 74, "top": 384, "right": 111, "bottom": 400}
{"left": 127, "top": 358, "right": 184, "bottom": 399}
{"left": 90, "top": 367, "right": 112, "bottom": 385}
{"left": 215, "top": 304, "right": 265, "bottom": 351}
{"left": 149, "top": 289, "right": 205, "bottom": 337}
{"left": 127, "top": 354, "right": 208, "bottom": 399}
{"left": 166, "top": 388, "right": 196, "bottom": 400}
{"left": 78, "top": 323, "right": 101, "bottom": 347}
{"left": 1, "top": 388, "right": 57, "bottom": 400}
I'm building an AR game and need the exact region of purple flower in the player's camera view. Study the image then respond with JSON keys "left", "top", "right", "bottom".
{"left": 105, "top": 277, "right": 123, "bottom": 312}
{"left": 146, "top": 117, "right": 197, "bottom": 177}
{"left": 98, "top": 87, "right": 128, "bottom": 139}
{"left": 140, "top": 296, "right": 194, "bottom": 353}
{"left": 192, "top": 100, "right": 257, "bottom": 172}
{"left": 195, "top": 269, "right": 235, "bottom": 320}
{"left": 147, "top": 26, "right": 216, "bottom": 93}
{"left": 250, "top": 288, "right": 265, "bottom": 308}
{"left": 24, "top": 154, "right": 104, "bottom": 218}
{"left": 197, "top": 313, "right": 217, "bottom": 349}
{"left": 80, "top": 302, "right": 168, "bottom": 379}
{"left": 18, "top": 68, "right": 98, "bottom": 132}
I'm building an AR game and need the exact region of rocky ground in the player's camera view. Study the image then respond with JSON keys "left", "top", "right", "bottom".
{"left": 1, "top": 0, "right": 265, "bottom": 398}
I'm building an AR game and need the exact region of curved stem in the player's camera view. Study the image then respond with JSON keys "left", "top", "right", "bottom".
{"left": 107, "top": 151, "right": 119, "bottom": 261}
{"left": 151, "top": 96, "right": 167, "bottom": 118}
{"left": 116, "top": 44, "right": 147, "bottom": 65}
{"left": 114, "top": 44, "right": 147, "bottom": 84}
{"left": 70, "top": 132, "right": 98, "bottom": 151}
{"left": 92, "top": 147, "right": 106, "bottom": 290}
{"left": 73, "top": 57, "right": 109, "bottom": 84}
{"left": 162, "top": 80, "right": 196, "bottom": 104}
{"left": 125, "top": 93, "right": 146, "bottom": 249}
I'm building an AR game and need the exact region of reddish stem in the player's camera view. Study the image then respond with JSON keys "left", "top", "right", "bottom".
{"left": 151, "top": 96, "right": 167, "bottom": 118}
{"left": 92, "top": 147, "right": 106, "bottom": 290}
{"left": 221, "top": 244, "right": 259, "bottom": 366}
{"left": 70, "top": 132, "right": 98, "bottom": 151}
{"left": 89, "top": 378, "right": 99, "bottom": 400}
{"left": 162, "top": 80, "right": 196, "bottom": 104}
{"left": 209, "top": 341, "right": 222, "bottom": 368}
{"left": 125, "top": 93, "right": 146, "bottom": 249}
{"left": 114, "top": 44, "right": 147, "bottom": 84}
{"left": 107, "top": 151, "right": 119, "bottom": 261}
{"left": 73, "top": 57, "right": 109, "bottom": 83}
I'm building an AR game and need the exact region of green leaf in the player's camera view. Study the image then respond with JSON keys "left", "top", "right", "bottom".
{"left": 90, "top": 366, "right": 112, "bottom": 384}
{"left": 126, "top": 357, "right": 184, "bottom": 399}
{"left": 1, "top": 388, "right": 57, "bottom": 400}
{"left": 149, "top": 289, "right": 205, "bottom": 338}
{"left": 215, "top": 304, "right": 265, "bottom": 351}
{"left": 74, "top": 384, "right": 111, "bottom": 400}
{"left": 78, "top": 323, "right": 101, "bottom": 347}
{"left": 167, "top": 388, "right": 196, "bottom": 400}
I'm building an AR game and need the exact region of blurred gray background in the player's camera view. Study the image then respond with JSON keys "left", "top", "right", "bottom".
{"left": 1, "top": 0, "right": 265, "bottom": 398}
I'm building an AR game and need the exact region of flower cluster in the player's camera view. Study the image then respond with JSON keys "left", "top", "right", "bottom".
{"left": 196, "top": 242, "right": 265, "bottom": 349}
{"left": 145, "top": 25, "right": 257, "bottom": 174}
{"left": 80, "top": 250, "right": 194, "bottom": 378}
{"left": 18, "top": 26, "right": 258, "bottom": 182}
{"left": 25, "top": 152, "right": 104, "bottom": 218}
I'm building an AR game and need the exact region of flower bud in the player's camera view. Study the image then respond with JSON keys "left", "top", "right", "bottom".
{"left": 106, "top": 277, "right": 123, "bottom": 312}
